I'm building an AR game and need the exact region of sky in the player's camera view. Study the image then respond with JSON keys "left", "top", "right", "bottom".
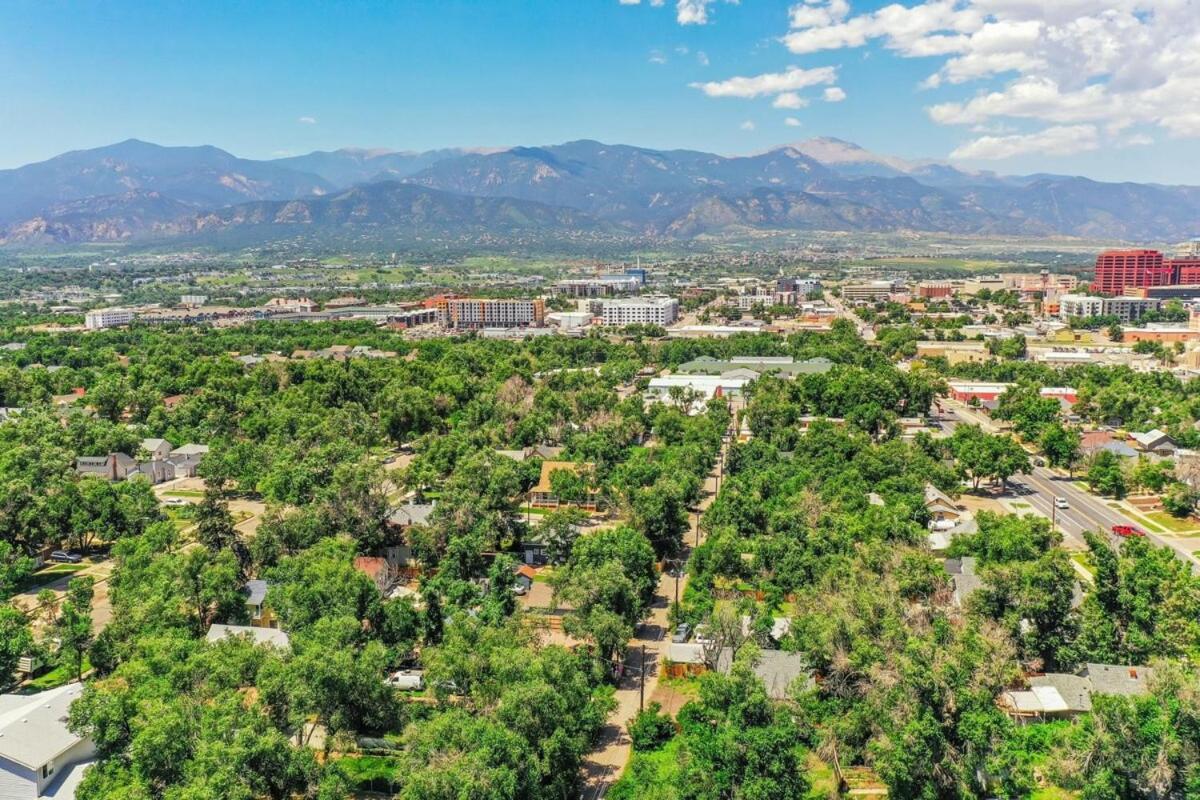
{"left": 2, "top": 0, "right": 1198, "bottom": 183}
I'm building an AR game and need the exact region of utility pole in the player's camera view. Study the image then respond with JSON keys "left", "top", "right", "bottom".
{"left": 639, "top": 644, "right": 646, "bottom": 711}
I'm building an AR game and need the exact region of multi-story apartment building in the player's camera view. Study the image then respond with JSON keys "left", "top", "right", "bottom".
{"left": 1059, "top": 293, "right": 1159, "bottom": 323}
{"left": 437, "top": 298, "right": 546, "bottom": 329}
{"left": 85, "top": 307, "right": 135, "bottom": 330}
{"left": 601, "top": 296, "right": 679, "bottom": 326}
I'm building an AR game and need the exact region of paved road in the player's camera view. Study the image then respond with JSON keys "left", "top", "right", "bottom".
{"left": 939, "top": 402, "right": 1200, "bottom": 568}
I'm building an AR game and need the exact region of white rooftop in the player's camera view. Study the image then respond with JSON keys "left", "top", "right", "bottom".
{"left": 0, "top": 684, "right": 85, "bottom": 770}
{"left": 205, "top": 624, "right": 290, "bottom": 649}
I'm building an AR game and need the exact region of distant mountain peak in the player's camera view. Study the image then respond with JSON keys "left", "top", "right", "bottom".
{"left": 785, "top": 137, "right": 914, "bottom": 172}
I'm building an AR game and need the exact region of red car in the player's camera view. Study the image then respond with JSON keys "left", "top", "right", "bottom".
{"left": 1111, "top": 524, "right": 1146, "bottom": 538}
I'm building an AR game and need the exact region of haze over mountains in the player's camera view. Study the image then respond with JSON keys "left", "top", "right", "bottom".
{"left": 1, "top": 137, "right": 1197, "bottom": 246}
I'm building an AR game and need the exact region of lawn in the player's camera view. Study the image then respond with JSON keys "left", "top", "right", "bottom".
{"left": 1144, "top": 511, "right": 1200, "bottom": 533}
{"left": 334, "top": 754, "right": 403, "bottom": 793}
{"left": 9, "top": 562, "right": 88, "bottom": 595}
{"left": 26, "top": 655, "right": 92, "bottom": 691}
{"left": 1070, "top": 552, "right": 1094, "bottom": 577}
{"left": 609, "top": 737, "right": 682, "bottom": 800}
{"left": 162, "top": 489, "right": 204, "bottom": 498}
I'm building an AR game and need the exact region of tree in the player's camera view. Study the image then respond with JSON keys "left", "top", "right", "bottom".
{"left": 538, "top": 507, "right": 587, "bottom": 564}
{"left": 1087, "top": 450, "right": 1127, "bottom": 498}
{"left": 1039, "top": 423, "right": 1080, "bottom": 472}
{"left": 0, "top": 605, "right": 33, "bottom": 688}
{"left": 1107, "top": 322, "right": 1124, "bottom": 342}
{"left": 195, "top": 485, "right": 238, "bottom": 553}
{"left": 1163, "top": 482, "right": 1197, "bottom": 517}
{"left": 59, "top": 576, "right": 95, "bottom": 681}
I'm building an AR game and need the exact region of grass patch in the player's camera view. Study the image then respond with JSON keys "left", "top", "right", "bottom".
{"left": 609, "top": 736, "right": 683, "bottom": 800}
{"left": 1010, "top": 501, "right": 1032, "bottom": 509}
{"left": 9, "top": 563, "right": 88, "bottom": 595}
{"left": 335, "top": 755, "right": 403, "bottom": 792}
{"left": 1070, "top": 552, "right": 1094, "bottom": 576}
{"left": 27, "top": 655, "right": 92, "bottom": 691}
{"left": 1032, "top": 787, "right": 1080, "bottom": 800}
{"left": 1144, "top": 511, "right": 1200, "bottom": 533}
{"left": 162, "top": 489, "right": 204, "bottom": 498}
{"left": 806, "top": 753, "right": 840, "bottom": 800}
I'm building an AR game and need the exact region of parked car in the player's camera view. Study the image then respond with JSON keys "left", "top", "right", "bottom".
{"left": 1112, "top": 524, "right": 1146, "bottom": 538}
{"left": 162, "top": 497, "right": 188, "bottom": 507}
{"left": 671, "top": 623, "right": 691, "bottom": 643}
{"left": 1054, "top": 497, "right": 1069, "bottom": 509}
{"left": 385, "top": 670, "right": 425, "bottom": 690}
{"left": 50, "top": 550, "right": 82, "bottom": 563}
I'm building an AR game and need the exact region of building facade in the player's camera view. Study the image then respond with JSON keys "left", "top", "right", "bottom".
{"left": 84, "top": 307, "right": 135, "bottom": 330}
{"left": 437, "top": 298, "right": 546, "bottom": 330}
{"left": 600, "top": 296, "right": 679, "bottom": 326}
{"left": 1059, "top": 294, "right": 1160, "bottom": 323}
{"left": 1092, "top": 250, "right": 1173, "bottom": 294}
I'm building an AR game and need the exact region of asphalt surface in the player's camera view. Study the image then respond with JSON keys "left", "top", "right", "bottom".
{"left": 938, "top": 402, "right": 1200, "bottom": 569}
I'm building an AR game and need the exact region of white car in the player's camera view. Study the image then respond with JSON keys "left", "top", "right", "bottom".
{"left": 162, "top": 497, "right": 188, "bottom": 507}
{"left": 1054, "top": 497, "right": 1069, "bottom": 509}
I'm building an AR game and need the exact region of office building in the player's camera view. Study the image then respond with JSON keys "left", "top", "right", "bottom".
{"left": 841, "top": 280, "right": 902, "bottom": 303}
{"left": 552, "top": 269, "right": 645, "bottom": 298}
{"left": 85, "top": 307, "right": 135, "bottom": 330}
{"left": 1092, "top": 250, "right": 1173, "bottom": 293}
{"left": 601, "top": 296, "right": 679, "bottom": 326}
{"left": 437, "top": 298, "right": 545, "bottom": 330}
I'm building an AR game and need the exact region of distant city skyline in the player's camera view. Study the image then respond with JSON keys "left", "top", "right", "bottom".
{"left": 3, "top": 0, "right": 1198, "bottom": 183}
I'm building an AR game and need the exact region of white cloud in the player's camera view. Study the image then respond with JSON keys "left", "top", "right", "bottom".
{"left": 776, "top": 0, "right": 1200, "bottom": 158}
{"left": 949, "top": 124, "right": 1100, "bottom": 160}
{"left": 648, "top": 49, "right": 668, "bottom": 64}
{"left": 773, "top": 92, "right": 809, "bottom": 109}
{"left": 696, "top": 50, "right": 710, "bottom": 66}
{"left": 785, "top": 117, "right": 803, "bottom": 127}
{"left": 676, "top": 45, "right": 690, "bottom": 55}
{"left": 691, "top": 65, "right": 837, "bottom": 98}
{"left": 823, "top": 87, "right": 846, "bottom": 102}
{"left": 740, "top": 120, "right": 757, "bottom": 131}
{"left": 621, "top": 0, "right": 735, "bottom": 25}
{"left": 297, "top": 116, "right": 317, "bottom": 125}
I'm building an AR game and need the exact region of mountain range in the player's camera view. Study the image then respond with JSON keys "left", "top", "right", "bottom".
{"left": 1, "top": 137, "right": 1197, "bottom": 246}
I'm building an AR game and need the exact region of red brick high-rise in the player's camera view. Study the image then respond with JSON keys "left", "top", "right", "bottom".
{"left": 1174, "top": 258, "right": 1200, "bottom": 284}
{"left": 1092, "top": 249, "right": 1174, "bottom": 293}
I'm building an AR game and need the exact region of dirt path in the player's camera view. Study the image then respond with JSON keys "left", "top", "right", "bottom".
{"left": 579, "top": 441, "right": 726, "bottom": 799}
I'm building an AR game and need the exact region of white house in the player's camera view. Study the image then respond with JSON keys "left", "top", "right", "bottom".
{"left": 0, "top": 684, "right": 95, "bottom": 799}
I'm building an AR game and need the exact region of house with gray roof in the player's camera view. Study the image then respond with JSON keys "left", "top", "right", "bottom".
{"left": 205, "top": 623, "right": 290, "bottom": 650}
{"left": 675, "top": 355, "right": 833, "bottom": 379}
{"left": 944, "top": 556, "right": 983, "bottom": 607}
{"left": 1131, "top": 429, "right": 1177, "bottom": 457}
{"left": 75, "top": 453, "right": 138, "bottom": 481}
{"left": 167, "top": 444, "right": 209, "bottom": 477}
{"left": 0, "top": 683, "right": 95, "bottom": 799}
{"left": 1003, "top": 662, "right": 1154, "bottom": 719}
{"left": 715, "top": 648, "right": 814, "bottom": 700}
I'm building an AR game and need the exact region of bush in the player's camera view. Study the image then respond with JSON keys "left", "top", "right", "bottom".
{"left": 627, "top": 702, "right": 676, "bottom": 751}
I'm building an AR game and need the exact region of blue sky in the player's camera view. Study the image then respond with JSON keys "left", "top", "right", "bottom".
{"left": 2, "top": 0, "right": 1196, "bottom": 183}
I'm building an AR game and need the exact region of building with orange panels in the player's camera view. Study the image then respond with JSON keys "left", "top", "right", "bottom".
{"left": 1092, "top": 250, "right": 1173, "bottom": 293}
{"left": 436, "top": 297, "right": 545, "bottom": 330}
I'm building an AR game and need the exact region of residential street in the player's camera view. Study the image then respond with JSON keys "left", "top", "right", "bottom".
{"left": 940, "top": 401, "right": 1200, "bottom": 568}
{"left": 579, "top": 438, "right": 726, "bottom": 800}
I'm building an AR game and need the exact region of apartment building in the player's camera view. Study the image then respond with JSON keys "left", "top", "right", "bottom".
{"left": 1059, "top": 294, "right": 1160, "bottom": 323}
{"left": 437, "top": 298, "right": 546, "bottom": 329}
{"left": 601, "top": 296, "right": 679, "bottom": 326}
{"left": 84, "top": 307, "right": 135, "bottom": 330}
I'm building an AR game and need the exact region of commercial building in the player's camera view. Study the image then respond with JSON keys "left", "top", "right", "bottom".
{"left": 776, "top": 277, "right": 821, "bottom": 296}
{"left": 600, "top": 296, "right": 679, "bottom": 326}
{"left": 84, "top": 307, "right": 135, "bottom": 330}
{"left": 916, "top": 280, "right": 953, "bottom": 299}
{"left": 1092, "top": 250, "right": 1174, "bottom": 294}
{"left": 841, "top": 280, "right": 903, "bottom": 303}
{"left": 946, "top": 381, "right": 1013, "bottom": 403}
{"left": 552, "top": 270, "right": 645, "bottom": 298}
{"left": 437, "top": 298, "right": 545, "bottom": 330}
{"left": 1059, "top": 294, "right": 1159, "bottom": 323}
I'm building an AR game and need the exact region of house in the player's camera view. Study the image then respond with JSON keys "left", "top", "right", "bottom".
{"left": 75, "top": 453, "right": 137, "bottom": 481}
{"left": 1002, "top": 663, "right": 1154, "bottom": 720}
{"left": 353, "top": 556, "right": 397, "bottom": 593}
{"left": 664, "top": 643, "right": 707, "bottom": 678}
{"left": 205, "top": 623, "right": 290, "bottom": 650}
{"left": 167, "top": 444, "right": 209, "bottom": 477}
{"left": 1131, "top": 429, "right": 1177, "bottom": 457}
{"left": 528, "top": 461, "right": 602, "bottom": 510}
{"left": 1080, "top": 430, "right": 1138, "bottom": 459}
{"left": 243, "top": 580, "right": 276, "bottom": 628}
{"left": 132, "top": 459, "right": 175, "bottom": 485}
{"left": 0, "top": 683, "right": 95, "bottom": 799}
{"left": 161, "top": 394, "right": 185, "bottom": 411}
{"left": 139, "top": 438, "right": 173, "bottom": 461}
{"left": 513, "top": 564, "right": 536, "bottom": 594}
{"left": 496, "top": 444, "right": 566, "bottom": 463}
{"left": 644, "top": 375, "right": 750, "bottom": 415}
{"left": 928, "top": 515, "right": 978, "bottom": 553}
{"left": 387, "top": 503, "right": 435, "bottom": 529}
{"left": 944, "top": 556, "right": 983, "bottom": 606}
{"left": 715, "top": 648, "right": 814, "bottom": 700}
{"left": 924, "top": 484, "right": 962, "bottom": 522}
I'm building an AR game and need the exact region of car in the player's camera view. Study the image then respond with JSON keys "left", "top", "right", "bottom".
{"left": 1033, "top": 457, "right": 1046, "bottom": 467}
{"left": 50, "top": 550, "right": 82, "bottom": 563}
{"left": 1112, "top": 524, "right": 1146, "bottom": 538}
{"left": 671, "top": 623, "right": 691, "bottom": 643}
{"left": 385, "top": 670, "right": 425, "bottom": 691}
{"left": 1054, "top": 497, "right": 1069, "bottom": 509}
{"left": 162, "top": 497, "right": 188, "bottom": 507}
